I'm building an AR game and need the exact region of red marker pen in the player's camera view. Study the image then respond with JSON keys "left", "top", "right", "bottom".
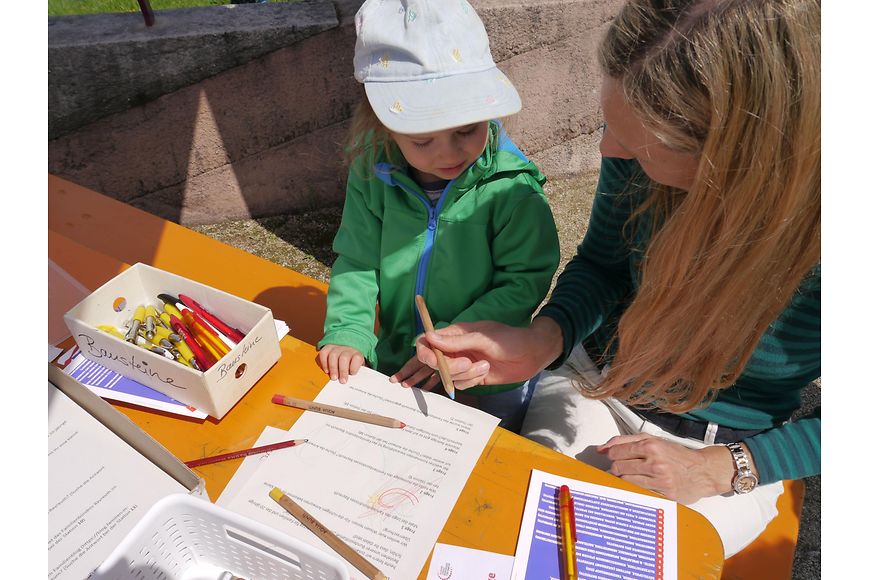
{"left": 170, "top": 314, "right": 216, "bottom": 370}
{"left": 179, "top": 293, "right": 246, "bottom": 343}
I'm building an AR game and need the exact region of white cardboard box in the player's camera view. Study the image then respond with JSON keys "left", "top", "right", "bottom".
{"left": 64, "top": 263, "right": 281, "bottom": 419}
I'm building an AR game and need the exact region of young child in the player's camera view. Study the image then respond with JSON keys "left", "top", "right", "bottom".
{"left": 316, "top": 0, "right": 559, "bottom": 432}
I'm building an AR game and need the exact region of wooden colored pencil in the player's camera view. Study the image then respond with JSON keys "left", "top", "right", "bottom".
{"left": 269, "top": 487, "right": 388, "bottom": 580}
{"left": 414, "top": 295, "right": 456, "bottom": 400}
{"left": 184, "top": 439, "right": 307, "bottom": 468}
{"left": 272, "top": 395, "right": 405, "bottom": 429}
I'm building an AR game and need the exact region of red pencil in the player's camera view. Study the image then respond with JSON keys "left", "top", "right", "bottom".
{"left": 185, "top": 438, "right": 307, "bottom": 468}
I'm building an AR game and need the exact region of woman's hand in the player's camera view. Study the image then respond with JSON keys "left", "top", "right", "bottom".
{"left": 414, "top": 317, "right": 564, "bottom": 390}
{"left": 598, "top": 433, "right": 747, "bottom": 504}
{"left": 316, "top": 344, "right": 365, "bottom": 384}
{"left": 389, "top": 356, "right": 442, "bottom": 391}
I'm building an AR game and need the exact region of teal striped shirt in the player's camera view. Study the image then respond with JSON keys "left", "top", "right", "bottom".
{"left": 539, "top": 157, "right": 820, "bottom": 484}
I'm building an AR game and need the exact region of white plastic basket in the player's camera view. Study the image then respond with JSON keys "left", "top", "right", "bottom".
{"left": 93, "top": 494, "right": 350, "bottom": 580}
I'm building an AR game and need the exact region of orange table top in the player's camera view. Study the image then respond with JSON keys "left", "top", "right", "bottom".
{"left": 48, "top": 175, "right": 724, "bottom": 579}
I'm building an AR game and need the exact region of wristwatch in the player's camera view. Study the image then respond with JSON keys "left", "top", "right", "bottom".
{"left": 726, "top": 442, "right": 759, "bottom": 494}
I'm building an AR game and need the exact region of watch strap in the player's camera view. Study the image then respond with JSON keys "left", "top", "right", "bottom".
{"left": 725, "top": 442, "right": 758, "bottom": 494}
{"left": 726, "top": 442, "right": 751, "bottom": 470}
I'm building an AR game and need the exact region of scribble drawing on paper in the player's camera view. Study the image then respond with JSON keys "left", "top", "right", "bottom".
{"left": 359, "top": 478, "right": 433, "bottom": 521}
{"left": 373, "top": 487, "right": 419, "bottom": 510}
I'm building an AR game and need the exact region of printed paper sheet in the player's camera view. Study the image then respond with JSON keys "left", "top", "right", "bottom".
{"left": 512, "top": 469, "right": 677, "bottom": 580}
{"left": 48, "top": 382, "right": 188, "bottom": 579}
{"left": 219, "top": 366, "right": 500, "bottom": 580}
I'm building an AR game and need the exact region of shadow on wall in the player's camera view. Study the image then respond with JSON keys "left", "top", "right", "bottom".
{"left": 48, "top": 2, "right": 362, "bottom": 233}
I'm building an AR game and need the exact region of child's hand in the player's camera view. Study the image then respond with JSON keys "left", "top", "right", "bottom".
{"left": 390, "top": 356, "right": 442, "bottom": 391}
{"left": 317, "top": 345, "right": 365, "bottom": 384}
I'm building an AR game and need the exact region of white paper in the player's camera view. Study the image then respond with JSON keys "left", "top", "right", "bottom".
{"left": 49, "top": 344, "right": 64, "bottom": 363}
{"left": 426, "top": 543, "right": 515, "bottom": 580}
{"left": 275, "top": 318, "right": 290, "bottom": 340}
{"left": 63, "top": 353, "right": 208, "bottom": 419}
{"left": 512, "top": 469, "right": 677, "bottom": 580}
{"left": 48, "top": 382, "right": 188, "bottom": 580}
{"left": 219, "top": 366, "right": 500, "bottom": 580}
{"left": 217, "top": 426, "right": 291, "bottom": 505}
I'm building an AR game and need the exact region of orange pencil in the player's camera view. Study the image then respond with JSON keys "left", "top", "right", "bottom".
{"left": 559, "top": 484, "right": 578, "bottom": 580}
{"left": 182, "top": 310, "right": 229, "bottom": 360}
{"left": 188, "top": 308, "right": 233, "bottom": 354}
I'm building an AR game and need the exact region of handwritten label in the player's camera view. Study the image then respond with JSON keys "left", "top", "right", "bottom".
{"left": 77, "top": 333, "right": 187, "bottom": 390}
{"left": 217, "top": 334, "right": 262, "bottom": 382}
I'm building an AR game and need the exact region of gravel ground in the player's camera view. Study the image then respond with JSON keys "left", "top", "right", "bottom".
{"left": 191, "top": 173, "right": 599, "bottom": 287}
{"left": 191, "top": 171, "right": 819, "bottom": 579}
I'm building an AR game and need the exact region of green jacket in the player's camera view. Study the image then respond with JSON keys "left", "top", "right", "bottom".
{"left": 319, "top": 123, "right": 560, "bottom": 394}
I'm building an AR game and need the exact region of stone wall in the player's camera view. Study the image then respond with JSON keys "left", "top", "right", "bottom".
{"left": 48, "top": 0, "right": 619, "bottom": 225}
{"left": 48, "top": 2, "right": 340, "bottom": 140}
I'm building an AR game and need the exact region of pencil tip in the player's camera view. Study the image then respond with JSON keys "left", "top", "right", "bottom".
{"left": 399, "top": 422, "right": 406, "bottom": 428}
{"left": 448, "top": 392, "right": 455, "bottom": 400}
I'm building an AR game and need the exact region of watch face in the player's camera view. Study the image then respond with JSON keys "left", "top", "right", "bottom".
{"left": 734, "top": 472, "right": 759, "bottom": 494}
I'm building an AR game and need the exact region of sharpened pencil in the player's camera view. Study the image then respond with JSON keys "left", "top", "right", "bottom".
{"left": 270, "top": 487, "right": 388, "bottom": 580}
{"left": 184, "top": 439, "right": 307, "bottom": 468}
{"left": 414, "top": 295, "right": 456, "bottom": 400}
{"left": 272, "top": 395, "right": 405, "bottom": 429}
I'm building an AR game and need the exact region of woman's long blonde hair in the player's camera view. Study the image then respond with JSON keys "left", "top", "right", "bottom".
{"left": 588, "top": 0, "right": 820, "bottom": 412}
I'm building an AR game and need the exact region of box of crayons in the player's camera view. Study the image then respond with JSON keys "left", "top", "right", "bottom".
{"left": 63, "top": 263, "right": 282, "bottom": 419}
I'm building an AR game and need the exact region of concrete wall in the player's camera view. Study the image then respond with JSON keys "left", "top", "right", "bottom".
{"left": 48, "top": 0, "right": 620, "bottom": 226}
{"left": 48, "top": 2, "right": 340, "bottom": 140}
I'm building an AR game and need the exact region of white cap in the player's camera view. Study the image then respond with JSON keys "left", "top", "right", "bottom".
{"left": 353, "top": 0, "right": 522, "bottom": 135}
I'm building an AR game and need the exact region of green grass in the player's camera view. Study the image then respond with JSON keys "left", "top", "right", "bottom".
{"left": 48, "top": 1, "right": 292, "bottom": 17}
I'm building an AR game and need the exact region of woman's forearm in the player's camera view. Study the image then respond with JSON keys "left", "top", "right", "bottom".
{"left": 528, "top": 315, "right": 566, "bottom": 373}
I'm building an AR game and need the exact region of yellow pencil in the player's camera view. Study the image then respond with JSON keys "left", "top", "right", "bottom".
{"left": 269, "top": 487, "right": 388, "bottom": 580}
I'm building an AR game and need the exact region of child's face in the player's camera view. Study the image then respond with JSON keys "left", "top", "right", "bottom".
{"left": 391, "top": 121, "right": 490, "bottom": 184}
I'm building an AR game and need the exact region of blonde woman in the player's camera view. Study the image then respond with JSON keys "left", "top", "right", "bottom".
{"left": 408, "top": 0, "right": 820, "bottom": 557}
